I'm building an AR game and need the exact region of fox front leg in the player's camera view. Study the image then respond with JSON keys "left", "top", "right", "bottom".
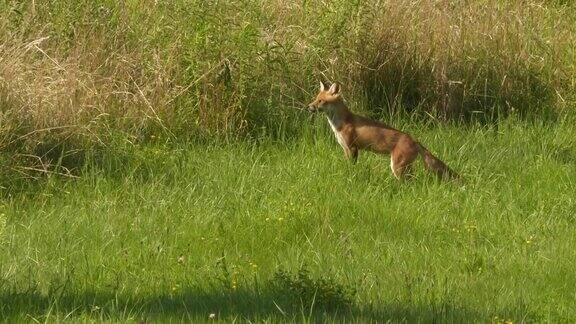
{"left": 344, "top": 146, "right": 358, "bottom": 164}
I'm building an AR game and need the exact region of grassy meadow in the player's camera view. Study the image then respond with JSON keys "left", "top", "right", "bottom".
{"left": 2, "top": 119, "right": 576, "bottom": 322}
{"left": 1, "top": 0, "right": 576, "bottom": 322}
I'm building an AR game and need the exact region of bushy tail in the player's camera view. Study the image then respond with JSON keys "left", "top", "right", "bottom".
{"left": 417, "top": 143, "right": 460, "bottom": 181}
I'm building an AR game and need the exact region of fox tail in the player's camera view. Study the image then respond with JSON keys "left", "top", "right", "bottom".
{"left": 417, "top": 143, "right": 460, "bottom": 182}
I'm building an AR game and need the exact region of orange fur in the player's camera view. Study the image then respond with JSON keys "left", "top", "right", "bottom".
{"left": 308, "top": 82, "right": 459, "bottom": 181}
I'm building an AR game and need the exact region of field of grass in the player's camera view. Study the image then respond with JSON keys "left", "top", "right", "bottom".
{"left": 1, "top": 0, "right": 575, "bottom": 149}
{"left": 1, "top": 0, "right": 576, "bottom": 322}
{"left": 1, "top": 117, "right": 575, "bottom": 322}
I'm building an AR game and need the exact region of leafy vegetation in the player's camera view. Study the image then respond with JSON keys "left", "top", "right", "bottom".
{"left": 1, "top": 0, "right": 575, "bottom": 322}
{"left": 2, "top": 119, "right": 576, "bottom": 322}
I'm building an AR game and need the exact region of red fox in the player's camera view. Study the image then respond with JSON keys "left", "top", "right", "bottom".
{"left": 308, "top": 81, "right": 459, "bottom": 181}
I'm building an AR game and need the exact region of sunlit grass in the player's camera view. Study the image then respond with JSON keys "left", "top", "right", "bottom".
{"left": 1, "top": 119, "right": 575, "bottom": 322}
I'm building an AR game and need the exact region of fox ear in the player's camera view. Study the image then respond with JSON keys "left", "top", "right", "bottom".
{"left": 319, "top": 81, "right": 328, "bottom": 92}
{"left": 328, "top": 82, "right": 340, "bottom": 95}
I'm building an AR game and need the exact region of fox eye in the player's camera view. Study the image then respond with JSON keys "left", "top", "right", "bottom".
{"left": 318, "top": 100, "right": 324, "bottom": 105}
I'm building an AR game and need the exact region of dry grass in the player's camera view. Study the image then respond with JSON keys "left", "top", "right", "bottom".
{"left": 0, "top": 33, "right": 177, "bottom": 129}
{"left": 0, "top": 0, "right": 574, "bottom": 179}
{"left": 351, "top": 1, "right": 575, "bottom": 119}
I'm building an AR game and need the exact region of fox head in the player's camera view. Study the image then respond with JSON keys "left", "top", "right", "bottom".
{"left": 308, "top": 81, "right": 341, "bottom": 113}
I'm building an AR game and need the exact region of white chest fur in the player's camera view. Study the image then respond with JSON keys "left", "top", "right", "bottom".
{"left": 326, "top": 116, "right": 347, "bottom": 149}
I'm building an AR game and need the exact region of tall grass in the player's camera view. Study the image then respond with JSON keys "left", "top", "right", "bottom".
{"left": 0, "top": 0, "right": 575, "bottom": 179}
{"left": 357, "top": 1, "right": 575, "bottom": 120}
{"left": 1, "top": 2, "right": 576, "bottom": 321}
{"left": 1, "top": 121, "right": 575, "bottom": 322}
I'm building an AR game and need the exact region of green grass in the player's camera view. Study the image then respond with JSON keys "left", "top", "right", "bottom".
{"left": 1, "top": 0, "right": 574, "bottom": 151}
{"left": 1, "top": 118, "right": 575, "bottom": 322}
{"left": 1, "top": 1, "right": 576, "bottom": 322}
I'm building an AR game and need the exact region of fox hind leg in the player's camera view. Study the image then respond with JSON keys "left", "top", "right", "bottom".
{"left": 390, "top": 158, "right": 412, "bottom": 180}
{"left": 390, "top": 151, "right": 416, "bottom": 180}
